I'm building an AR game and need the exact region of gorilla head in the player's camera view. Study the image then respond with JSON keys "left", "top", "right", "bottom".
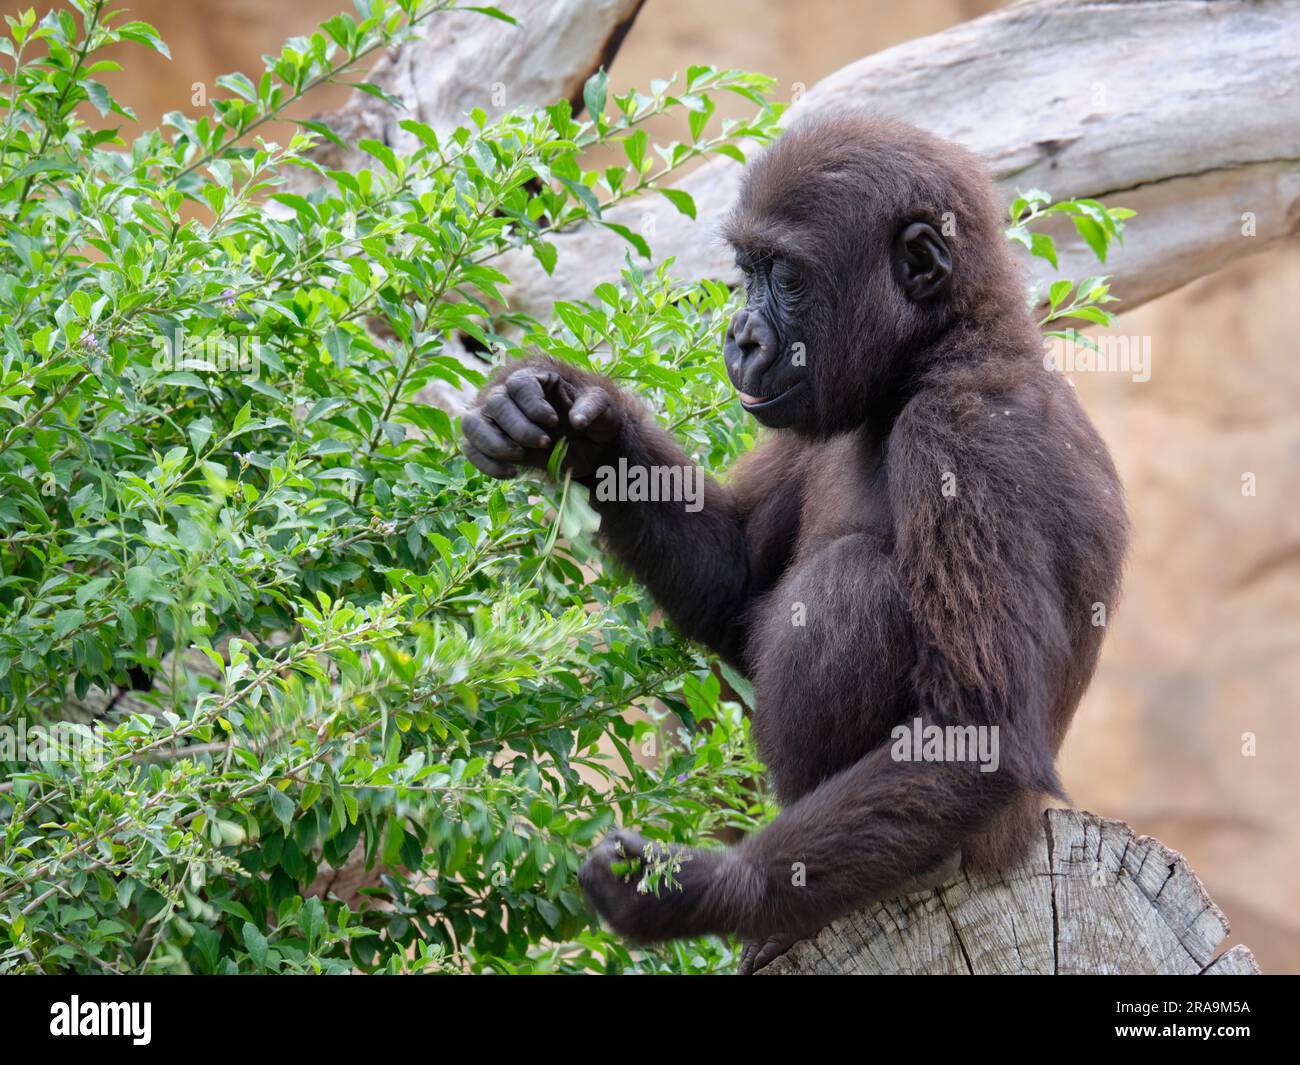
{"left": 721, "top": 111, "right": 1031, "bottom": 436}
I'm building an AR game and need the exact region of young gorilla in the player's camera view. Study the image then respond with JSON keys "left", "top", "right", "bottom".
{"left": 461, "top": 112, "right": 1128, "bottom": 973}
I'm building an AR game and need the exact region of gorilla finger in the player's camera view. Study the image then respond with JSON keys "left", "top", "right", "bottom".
{"left": 463, "top": 411, "right": 526, "bottom": 461}
{"left": 462, "top": 440, "right": 518, "bottom": 479}
{"left": 568, "top": 388, "right": 610, "bottom": 431}
{"left": 575, "top": 390, "right": 623, "bottom": 443}
{"left": 751, "top": 934, "right": 797, "bottom": 973}
{"left": 506, "top": 370, "right": 560, "bottom": 427}
{"left": 484, "top": 390, "right": 553, "bottom": 449}
{"left": 553, "top": 377, "right": 580, "bottom": 412}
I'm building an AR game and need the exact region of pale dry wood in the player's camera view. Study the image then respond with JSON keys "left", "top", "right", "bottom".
{"left": 1203, "top": 945, "right": 1262, "bottom": 976}
{"left": 485, "top": 0, "right": 1300, "bottom": 319}
{"left": 758, "top": 808, "right": 1260, "bottom": 975}
{"left": 297, "top": 0, "right": 644, "bottom": 174}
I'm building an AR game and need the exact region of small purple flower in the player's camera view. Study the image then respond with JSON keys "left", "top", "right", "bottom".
{"left": 676, "top": 773, "right": 687, "bottom": 783}
{"left": 221, "top": 288, "right": 237, "bottom": 308}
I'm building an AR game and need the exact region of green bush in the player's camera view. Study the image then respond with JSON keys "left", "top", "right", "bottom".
{"left": 0, "top": 0, "right": 1128, "bottom": 973}
{"left": 0, "top": 0, "right": 787, "bottom": 973}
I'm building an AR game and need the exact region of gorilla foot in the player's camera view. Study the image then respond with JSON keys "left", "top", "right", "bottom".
{"left": 895, "top": 849, "right": 963, "bottom": 894}
{"left": 739, "top": 932, "right": 801, "bottom": 976}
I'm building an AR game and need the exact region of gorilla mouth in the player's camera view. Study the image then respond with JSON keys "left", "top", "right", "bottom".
{"left": 738, "top": 382, "right": 805, "bottom": 411}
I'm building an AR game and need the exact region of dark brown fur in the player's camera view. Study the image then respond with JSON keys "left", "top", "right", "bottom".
{"left": 461, "top": 112, "right": 1128, "bottom": 966}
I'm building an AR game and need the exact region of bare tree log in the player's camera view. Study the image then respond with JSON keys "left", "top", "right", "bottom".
{"left": 481, "top": 0, "right": 1300, "bottom": 317}
{"left": 757, "top": 808, "right": 1260, "bottom": 975}
{"left": 298, "top": 0, "right": 644, "bottom": 175}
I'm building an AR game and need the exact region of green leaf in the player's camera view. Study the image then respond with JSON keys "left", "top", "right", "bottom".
{"left": 323, "top": 326, "right": 351, "bottom": 370}
{"left": 1063, "top": 305, "right": 1115, "bottom": 326}
{"left": 297, "top": 118, "right": 348, "bottom": 151}
{"left": 268, "top": 787, "right": 295, "bottom": 831}
{"left": 118, "top": 21, "right": 171, "bottom": 58}
{"left": 658, "top": 188, "right": 697, "bottom": 220}
{"left": 464, "top": 6, "right": 518, "bottom": 25}
{"left": 1072, "top": 215, "right": 1109, "bottom": 262}
{"left": 124, "top": 566, "right": 156, "bottom": 604}
{"left": 357, "top": 138, "right": 400, "bottom": 175}
{"left": 583, "top": 68, "right": 608, "bottom": 120}
{"left": 718, "top": 661, "right": 755, "bottom": 710}
{"left": 302, "top": 896, "right": 325, "bottom": 946}
{"left": 1029, "top": 232, "right": 1058, "bottom": 270}
{"left": 351, "top": 81, "right": 406, "bottom": 111}
{"left": 622, "top": 128, "right": 648, "bottom": 173}
{"left": 600, "top": 221, "right": 651, "bottom": 259}
{"left": 241, "top": 922, "right": 269, "bottom": 970}
{"left": 75, "top": 577, "right": 112, "bottom": 609}
{"left": 216, "top": 73, "right": 258, "bottom": 103}
{"left": 52, "top": 608, "right": 86, "bottom": 640}
{"left": 85, "top": 81, "right": 112, "bottom": 117}
{"left": 188, "top": 416, "right": 214, "bottom": 457}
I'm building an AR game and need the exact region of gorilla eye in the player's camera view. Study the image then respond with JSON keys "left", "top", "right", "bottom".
{"left": 770, "top": 261, "right": 803, "bottom": 299}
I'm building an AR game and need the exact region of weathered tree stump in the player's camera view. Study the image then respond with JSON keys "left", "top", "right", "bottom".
{"left": 757, "top": 809, "right": 1259, "bottom": 975}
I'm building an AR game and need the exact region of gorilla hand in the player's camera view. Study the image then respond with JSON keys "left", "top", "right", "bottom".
{"left": 461, "top": 359, "right": 625, "bottom": 480}
{"left": 578, "top": 829, "right": 728, "bottom": 943}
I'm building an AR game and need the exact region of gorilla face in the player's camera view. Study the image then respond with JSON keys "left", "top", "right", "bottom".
{"left": 723, "top": 250, "right": 812, "bottom": 430}
{"left": 722, "top": 113, "right": 976, "bottom": 438}
{"left": 723, "top": 224, "right": 953, "bottom": 433}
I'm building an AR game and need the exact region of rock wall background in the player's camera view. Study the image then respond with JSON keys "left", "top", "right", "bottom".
{"left": 7, "top": 0, "right": 1295, "bottom": 971}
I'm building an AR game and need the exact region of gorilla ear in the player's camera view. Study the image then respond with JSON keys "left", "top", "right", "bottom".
{"left": 893, "top": 222, "right": 952, "bottom": 301}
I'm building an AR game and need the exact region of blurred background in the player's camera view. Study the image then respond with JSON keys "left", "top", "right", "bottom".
{"left": 5, "top": 0, "right": 1296, "bottom": 971}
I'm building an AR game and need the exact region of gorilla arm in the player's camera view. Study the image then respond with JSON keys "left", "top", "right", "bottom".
{"left": 461, "top": 356, "right": 797, "bottom": 666}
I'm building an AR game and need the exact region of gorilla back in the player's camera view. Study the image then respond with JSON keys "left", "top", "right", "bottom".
{"left": 461, "top": 111, "right": 1128, "bottom": 969}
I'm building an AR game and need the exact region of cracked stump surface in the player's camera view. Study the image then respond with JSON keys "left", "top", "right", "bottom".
{"left": 756, "top": 808, "right": 1260, "bottom": 975}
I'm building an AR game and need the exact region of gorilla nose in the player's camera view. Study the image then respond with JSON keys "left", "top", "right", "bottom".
{"left": 729, "top": 309, "right": 777, "bottom": 375}
{"left": 738, "top": 334, "right": 764, "bottom": 363}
